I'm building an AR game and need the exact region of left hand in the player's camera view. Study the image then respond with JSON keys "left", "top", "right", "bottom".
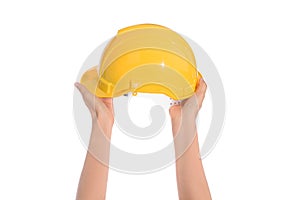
{"left": 169, "top": 78, "right": 207, "bottom": 135}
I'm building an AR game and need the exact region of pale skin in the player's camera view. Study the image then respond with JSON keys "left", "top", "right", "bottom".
{"left": 75, "top": 78, "right": 211, "bottom": 200}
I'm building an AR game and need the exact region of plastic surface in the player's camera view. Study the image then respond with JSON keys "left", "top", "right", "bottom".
{"left": 80, "top": 24, "right": 202, "bottom": 100}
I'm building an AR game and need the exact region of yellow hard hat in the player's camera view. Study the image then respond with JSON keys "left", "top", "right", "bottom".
{"left": 80, "top": 24, "right": 202, "bottom": 100}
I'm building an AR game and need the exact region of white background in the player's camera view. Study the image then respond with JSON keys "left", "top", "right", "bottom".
{"left": 0, "top": 0, "right": 299, "bottom": 199}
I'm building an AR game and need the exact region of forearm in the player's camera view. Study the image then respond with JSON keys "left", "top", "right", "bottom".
{"left": 173, "top": 121, "right": 211, "bottom": 200}
{"left": 76, "top": 126, "right": 112, "bottom": 200}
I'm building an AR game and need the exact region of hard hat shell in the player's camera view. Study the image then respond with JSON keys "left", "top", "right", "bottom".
{"left": 80, "top": 24, "right": 202, "bottom": 100}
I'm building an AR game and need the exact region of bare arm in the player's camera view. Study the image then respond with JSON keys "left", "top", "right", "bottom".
{"left": 169, "top": 78, "right": 212, "bottom": 200}
{"left": 174, "top": 127, "right": 211, "bottom": 200}
{"left": 75, "top": 83, "right": 114, "bottom": 200}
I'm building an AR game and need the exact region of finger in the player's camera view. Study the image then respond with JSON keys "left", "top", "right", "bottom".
{"left": 74, "top": 82, "right": 104, "bottom": 111}
{"left": 169, "top": 104, "right": 181, "bottom": 120}
{"left": 74, "top": 82, "right": 89, "bottom": 97}
{"left": 195, "top": 78, "right": 207, "bottom": 107}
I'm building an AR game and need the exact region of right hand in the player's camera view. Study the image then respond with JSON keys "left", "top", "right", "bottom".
{"left": 74, "top": 82, "right": 114, "bottom": 134}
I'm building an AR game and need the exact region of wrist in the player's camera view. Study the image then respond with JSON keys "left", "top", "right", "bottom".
{"left": 171, "top": 117, "right": 197, "bottom": 135}
{"left": 88, "top": 127, "right": 112, "bottom": 164}
{"left": 92, "top": 118, "right": 113, "bottom": 137}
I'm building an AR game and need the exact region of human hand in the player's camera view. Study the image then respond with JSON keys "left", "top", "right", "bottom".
{"left": 169, "top": 78, "right": 207, "bottom": 135}
{"left": 74, "top": 82, "right": 114, "bottom": 135}
{"left": 169, "top": 79, "right": 211, "bottom": 200}
{"left": 75, "top": 83, "right": 114, "bottom": 200}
